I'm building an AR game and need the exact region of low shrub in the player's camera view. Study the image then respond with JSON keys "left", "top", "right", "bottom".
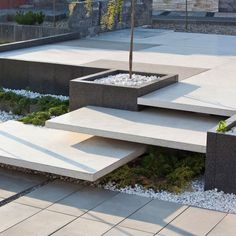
{"left": 100, "top": 147, "right": 205, "bottom": 193}
{"left": 15, "top": 11, "right": 45, "bottom": 25}
{"left": 0, "top": 88, "right": 69, "bottom": 126}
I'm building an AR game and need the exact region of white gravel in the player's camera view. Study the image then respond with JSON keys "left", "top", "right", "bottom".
{"left": 0, "top": 111, "right": 21, "bottom": 123}
{"left": 104, "top": 178, "right": 236, "bottom": 214}
{"left": 94, "top": 73, "right": 161, "bottom": 87}
{"left": 3, "top": 88, "right": 68, "bottom": 101}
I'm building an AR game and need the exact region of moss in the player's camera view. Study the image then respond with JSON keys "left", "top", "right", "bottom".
{"left": 100, "top": 147, "right": 205, "bottom": 193}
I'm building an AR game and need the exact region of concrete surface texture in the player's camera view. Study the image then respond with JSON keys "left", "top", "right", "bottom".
{"left": 0, "top": 168, "right": 235, "bottom": 236}
{"left": 0, "top": 121, "right": 146, "bottom": 181}
{"left": 1, "top": 28, "right": 236, "bottom": 117}
{"left": 46, "top": 106, "right": 222, "bottom": 153}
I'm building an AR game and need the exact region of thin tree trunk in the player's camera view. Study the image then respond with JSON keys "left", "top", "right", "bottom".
{"left": 53, "top": 0, "right": 56, "bottom": 27}
{"left": 129, "top": 0, "right": 135, "bottom": 79}
{"left": 185, "top": 0, "right": 188, "bottom": 31}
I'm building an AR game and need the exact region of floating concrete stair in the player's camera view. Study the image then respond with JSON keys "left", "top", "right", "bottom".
{"left": 46, "top": 106, "right": 222, "bottom": 153}
{"left": 138, "top": 82, "right": 236, "bottom": 117}
{"left": 0, "top": 121, "right": 146, "bottom": 181}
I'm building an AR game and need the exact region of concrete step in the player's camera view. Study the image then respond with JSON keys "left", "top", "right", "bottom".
{"left": 138, "top": 82, "right": 236, "bottom": 117}
{"left": 46, "top": 106, "right": 222, "bottom": 153}
{"left": 0, "top": 121, "right": 146, "bottom": 181}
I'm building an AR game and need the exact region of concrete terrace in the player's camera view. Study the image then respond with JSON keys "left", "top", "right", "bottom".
{"left": 0, "top": 168, "right": 235, "bottom": 236}
{"left": 1, "top": 28, "right": 236, "bottom": 116}
{"left": 1, "top": 28, "right": 236, "bottom": 235}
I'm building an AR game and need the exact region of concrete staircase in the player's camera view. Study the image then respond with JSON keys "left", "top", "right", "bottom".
{"left": 46, "top": 106, "right": 221, "bottom": 154}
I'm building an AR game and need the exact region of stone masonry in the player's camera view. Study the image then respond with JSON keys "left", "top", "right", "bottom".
{"left": 153, "top": 0, "right": 219, "bottom": 12}
{"left": 68, "top": 0, "right": 153, "bottom": 37}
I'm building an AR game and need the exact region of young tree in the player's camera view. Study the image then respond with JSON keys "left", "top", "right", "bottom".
{"left": 84, "top": 0, "right": 135, "bottom": 79}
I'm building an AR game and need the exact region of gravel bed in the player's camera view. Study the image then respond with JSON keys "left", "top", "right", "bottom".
{"left": 3, "top": 88, "right": 68, "bottom": 101}
{"left": 104, "top": 178, "right": 236, "bottom": 214}
{"left": 0, "top": 111, "right": 21, "bottom": 123}
{"left": 94, "top": 73, "right": 161, "bottom": 87}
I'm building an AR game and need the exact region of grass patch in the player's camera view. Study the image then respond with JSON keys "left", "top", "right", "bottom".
{"left": 100, "top": 147, "right": 205, "bottom": 193}
{"left": 0, "top": 88, "right": 69, "bottom": 126}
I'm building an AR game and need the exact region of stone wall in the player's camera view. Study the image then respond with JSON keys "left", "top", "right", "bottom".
{"left": 68, "top": 0, "right": 153, "bottom": 37}
{"left": 0, "top": 23, "right": 70, "bottom": 42}
{"left": 219, "top": 0, "right": 236, "bottom": 12}
{"left": 153, "top": 0, "right": 219, "bottom": 12}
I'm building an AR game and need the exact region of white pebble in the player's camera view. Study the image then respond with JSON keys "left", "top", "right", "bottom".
{"left": 3, "top": 88, "right": 68, "bottom": 101}
{"left": 104, "top": 178, "right": 236, "bottom": 214}
{"left": 94, "top": 73, "right": 161, "bottom": 87}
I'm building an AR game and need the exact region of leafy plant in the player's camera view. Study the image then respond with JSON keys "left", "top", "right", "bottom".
{"left": 100, "top": 147, "right": 205, "bottom": 193}
{"left": 15, "top": 11, "right": 45, "bottom": 25}
{"left": 75, "top": 0, "right": 135, "bottom": 79}
{"left": 0, "top": 88, "right": 69, "bottom": 126}
{"left": 217, "top": 120, "right": 227, "bottom": 133}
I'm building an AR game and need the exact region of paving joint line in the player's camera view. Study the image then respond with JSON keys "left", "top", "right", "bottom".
{"left": 0, "top": 178, "right": 53, "bottom": 208}
{"left": 205, "top": 212, "right": 228, "bottom": 235}
{"left": 101, "top": 198, "right": 154, "bottom": 236}
{"left": 0, "top": 178, "right": 83, "bottom": 234}
{"left": 154, "top": 205, "right": 191, "bottom": 235}
{"left": 49, "top": 189, "right": 120, "bottom": 236}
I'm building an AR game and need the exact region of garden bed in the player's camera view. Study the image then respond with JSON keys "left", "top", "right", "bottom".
{"left": 0, "top": 88, "right": 69, "bottom": 126}
{"left": 70, "top": 70, "right": 178, "bottom": 111}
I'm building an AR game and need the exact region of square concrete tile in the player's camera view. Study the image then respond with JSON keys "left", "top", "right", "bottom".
{"left": 104, "top": 226, "right": 153, "bottom": 236}
{"left": 53, "top": 217, "right": 112, "bottom": 236}
{"left": 16, "top": 180, "right": 81, "bottom": 209}
{"left": 1, "top": 209, "right": 75, "bottom": 236}
{"left": 208, "top": 214, "right": 236, "bottom": 236}
{"left": 158, "top": 207, "right": 226, "bottom": 236}
{"left": 48, "top": 186, "right": 118, "bottom": 216}
{"left": 83, "top": 193, "right": 151, "bottom": 225}
{"left": 119, "top": 199, "right": 188, "bottom": 233}
{"left": 0, "top": 168, "right": 45, "bottom": 198}
{"left": 0, "top": 202, "right": 40, "bottom": 233}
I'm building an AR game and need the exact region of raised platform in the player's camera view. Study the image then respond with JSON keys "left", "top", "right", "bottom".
{"left": 46, "top": 106, "right": 222, "bottom": 153}
{"left": 0, "top": 121, "right": 146, "bottom": 181}
{"left": 138, "top": 76, "right": 236, "bottom": 117}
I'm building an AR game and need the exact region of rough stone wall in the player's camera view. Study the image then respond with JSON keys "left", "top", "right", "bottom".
{"left": 153, "top": 0, "right": 219, "bottom": 12}
{"left": 219, "top": 0, "right": 236, "bottom": 12}
{"left": 68, "top": 0, "right": 153, "bottom": 37}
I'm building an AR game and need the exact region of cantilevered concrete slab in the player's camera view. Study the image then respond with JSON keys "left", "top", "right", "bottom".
{"left": 0, "top": 121, "right": 146, "bottom": 181}
{"left": 138, "top": 69, "right": 236, "bottom": 117}
{"left": 46, "top": 106, "right": 222, "bottom": 153}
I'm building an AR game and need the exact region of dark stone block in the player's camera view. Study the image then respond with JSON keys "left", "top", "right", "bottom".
{"left": 70, "top": 70, "right": 178, "bottom": 111}
{"left": 206, "top": 116, "right": 236, "bottom": 194}
{"left": 0, "top": 59, "right": 105, "bottom": 96}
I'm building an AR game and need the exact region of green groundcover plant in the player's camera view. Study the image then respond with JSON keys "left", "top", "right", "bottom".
{"left": 100, "top": 147, "right": 205, "bottom": 193}
{"left": 0, "top": 88, "right": 68, "bottom": 126}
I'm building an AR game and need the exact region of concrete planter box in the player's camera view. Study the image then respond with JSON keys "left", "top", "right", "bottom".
{"left": 70, "top": 69, "right": 178, "bottom": 111}
{"left": 205, "top": 115, "right": 236, "bottom": 194}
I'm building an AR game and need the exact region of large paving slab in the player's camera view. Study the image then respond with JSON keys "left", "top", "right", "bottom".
{"left": 82, "top": 60, "right": 208, "bottom": 81}
{"left": 119, "top": 199, "right": 187, "bottom": 234}
{"left": 82, "top": 193, "right": 151, "bottom": 225}
{"left": 0, "top": 167, "right": 45, "bottom": 199}
{"left": 0, "top": 202, "right": 41, "bottom": 233}
{"left": 46, "top": 106, "right": 222, "bottom": 153}
{"left": 157, "top": 207, "right": 226, "bottom": 236}
{"left": 16, "top": 180, "right": 82, "bottom": 209}
{"left": 208, "top": 214, "right": 236, "bottom": 236}
{"left": 0, "top": 121, "right": 146, "bottom": 181}
{"left": 47, "top": 186, "right": 118, "bottom": 217}
{"left": 1, "top": 209, "right": 75, "bottom": 236}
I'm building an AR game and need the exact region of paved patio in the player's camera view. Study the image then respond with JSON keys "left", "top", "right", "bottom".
{"left": 1, "top": 28, "right": 236, "bottom": 116}
{"left": 0, "top": 168, "right": 235, "bottom": 236}
{"left": 1, "top": 28, "right": 236, "bottom": 235}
